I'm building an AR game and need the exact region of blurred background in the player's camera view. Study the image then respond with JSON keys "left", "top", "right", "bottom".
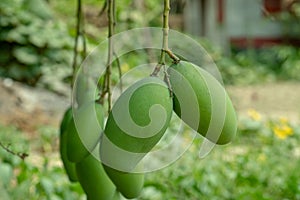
{"left": 0, "top": 0, "right": 300, "bottom": 199}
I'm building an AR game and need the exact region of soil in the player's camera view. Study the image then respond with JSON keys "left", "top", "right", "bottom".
{"left": 226, "top": 82, "right": 300, "bottom": 122}
{"left": 0, "top": 78, "right": 299, "bottom": 135}
{"left": 0, "top": 78, "right": 70, "bottom": 134}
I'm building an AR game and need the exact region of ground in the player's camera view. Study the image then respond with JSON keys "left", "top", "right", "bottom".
{"left": 227, "top": 82, "right": 300, "bottom": 122}
{"left": 0, "top": 78, "right": 299, "bottom": 134}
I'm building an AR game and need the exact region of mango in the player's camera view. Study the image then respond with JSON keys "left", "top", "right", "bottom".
{"left": 66, "top": 102, "right": 104, "bottom": 163}
{"left": 74, "top": 73, "right": 98, "bottom": 106}
{"left": 168, "top": 61, "right": 237, "bottom": 144}
{"left": 59, "top": 107, "right": 73, "bottom": 134}
{"left": 100, "top": 76, "right": 173, "bottom": 171}
{"left": 103, "top": 165, "right": 144, "bottom": 199}
{"left": 76, "top": 147, "right": 116, "bottom": 200}
{"left": 59, "top": 107, "right": 78, "bottom": 182}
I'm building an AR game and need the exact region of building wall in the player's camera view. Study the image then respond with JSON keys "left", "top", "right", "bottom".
{"left": 184, "top": 0, "right": 202, "bottom": 36}
{"left": 184, "top": 0, "right": 285, "bottom": 49}
{"left": 226, "top": 0, "right": 282, "bottom": 38}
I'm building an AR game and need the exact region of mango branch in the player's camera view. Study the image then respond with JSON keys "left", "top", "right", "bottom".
{"left": 151, "top": 0, "right": 179, "bottom": 77}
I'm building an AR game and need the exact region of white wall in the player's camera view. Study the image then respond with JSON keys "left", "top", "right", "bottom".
{"left": 184, "top": 0, "right": 284, "bottom": 50}
{"left": 184, "top": 0, "right": 202, "bottom": 36}
{"left": 226, "top": 0, "right": 282, "bottom": 38}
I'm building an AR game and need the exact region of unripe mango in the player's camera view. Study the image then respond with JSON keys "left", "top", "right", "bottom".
{"left": 103, "top": 165, "right": 144, "bottom": 199}
{"left": 59, "top": 107, "right": 78, "bottom": 182}
{"left": 67, "top": 102, "right": 104, "bottom": 163}
{"left": 74, "top": 73, "right": 98, "bottom": 106}
{"left": 168, "top": 61, "right": 237, "bottom": 144}
{"left": 59, "top": 107, "right": 73, "bottom": 134}
{"left": 76, "top": 148, "right": 116, "bottom": 200}
{"left": 100, "top": 77, "right": 173, "bottom": 171}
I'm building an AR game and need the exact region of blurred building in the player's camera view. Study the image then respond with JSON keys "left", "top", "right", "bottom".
{"left": 184, "top": 0, "right": 300, "bottom": 50}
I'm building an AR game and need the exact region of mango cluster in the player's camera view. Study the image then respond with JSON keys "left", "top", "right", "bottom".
{"left": 59, "top": 61, "right": 237, "bottom": 200}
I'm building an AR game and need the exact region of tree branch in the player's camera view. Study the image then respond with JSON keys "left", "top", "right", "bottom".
{"left": 0, "top": 141, "right": 28, "bottom": 160}
{"left": 98, "top": 0, "right": 107, "bottom": 16}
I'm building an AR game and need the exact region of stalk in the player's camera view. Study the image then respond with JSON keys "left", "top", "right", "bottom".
{"left": 151, "top": 0, "right": 179, "bottom": 76}
{"left": 106, "top": 0, "right": 115, "bottom": 112}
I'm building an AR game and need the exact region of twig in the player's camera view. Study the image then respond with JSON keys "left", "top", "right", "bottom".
{"left": 81, "top": 13, "right": 87, "bottom": 59}
{"left": 165, "top": 49, "right": 180, "bottom": 63}
{"left": 0, "top": 141, "right": 28, "bottom": 160}
{"left": 71, "top": 0, "right": 82, "bottom": 88}
{"left": 98, "top": 0, "right": 107, "bottom": 16}
{"left": 163, "top": 65, "right": 173, "bottom": 97}
{"left": 151, "top": 0, "right": 179, "bottom": 77}
{"left": 114, "top": 52, "right": 123, "bottom": 92}
{"left": 150, "top": 0, "right": 178, "bottom": 97}
{"left": 105, "top": 0, "right": 115, "bottom": 112}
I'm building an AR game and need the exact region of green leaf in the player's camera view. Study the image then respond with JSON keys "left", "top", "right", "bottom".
{"left": 40, "top": 177, "right": 54, "bottom": 195}
{"left": 0, "top": 48, "right": 11, "bottom": 63}
{"left": 0, "top": 186, "right": 10, "bottom": 200}
{"left": 13, "top": 46, "right": 39, "bottom": 65}
{"left": 6, "top": 29, "right": 27, "bottom": 44}
{"left": 29, "top": 33, "right": 46, "bottom": 48}
{"left": 0, "top": 163, "right": 13, "bottom": 186}
{"left": 22, "top": 0, "right": 52, "bottom": 20}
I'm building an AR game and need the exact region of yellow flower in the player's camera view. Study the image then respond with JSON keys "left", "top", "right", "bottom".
{"left": 247, "top": 108, "right": 261, "bottom": 121}
{"left": 279, "top": 117, "right": 289, "bottom": 124}
{"left": 273, "top": 124, "right": 293, "bottom": 140}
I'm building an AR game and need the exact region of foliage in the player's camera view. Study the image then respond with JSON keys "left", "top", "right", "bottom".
{"left": 277, "top": 1, "right": 300, "bottom": 37}
{"left": 200, "top": 38, "right": 300, "bottom": 85}
{"left": 1, "top": 111, "right": 300, "bottom": 199}
{"left": 0, "top": 0, "right": 73, "bottom": 86}
{"left": 0, "top": 124, "right": 85, "bottom": 200}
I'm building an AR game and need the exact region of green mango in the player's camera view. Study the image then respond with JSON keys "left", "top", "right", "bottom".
{"left": 100, "top": 76, "right": 173, "bottom": 171}
{"left": 74, "top": 73, "right": 98, "bottom": 106}
{"left": 59, "top": 107, "right": 78, "bottom": 182}
{"left": 168, "top": 61, "right": 237, "bottom": 144}
{"left": 103, "top": 165, "right": 144, "bottom": 199}
{"left": 76, "top": 148, "right": 116, "bottom": 200}
{"left": 111, "top": 191, "right": 121, "bottom": 200}
{"left": 60, "top": 107, "right": 73, "bottom": 134}
{"left": 67, "top": 102, "right": 104, "bottom": 163}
